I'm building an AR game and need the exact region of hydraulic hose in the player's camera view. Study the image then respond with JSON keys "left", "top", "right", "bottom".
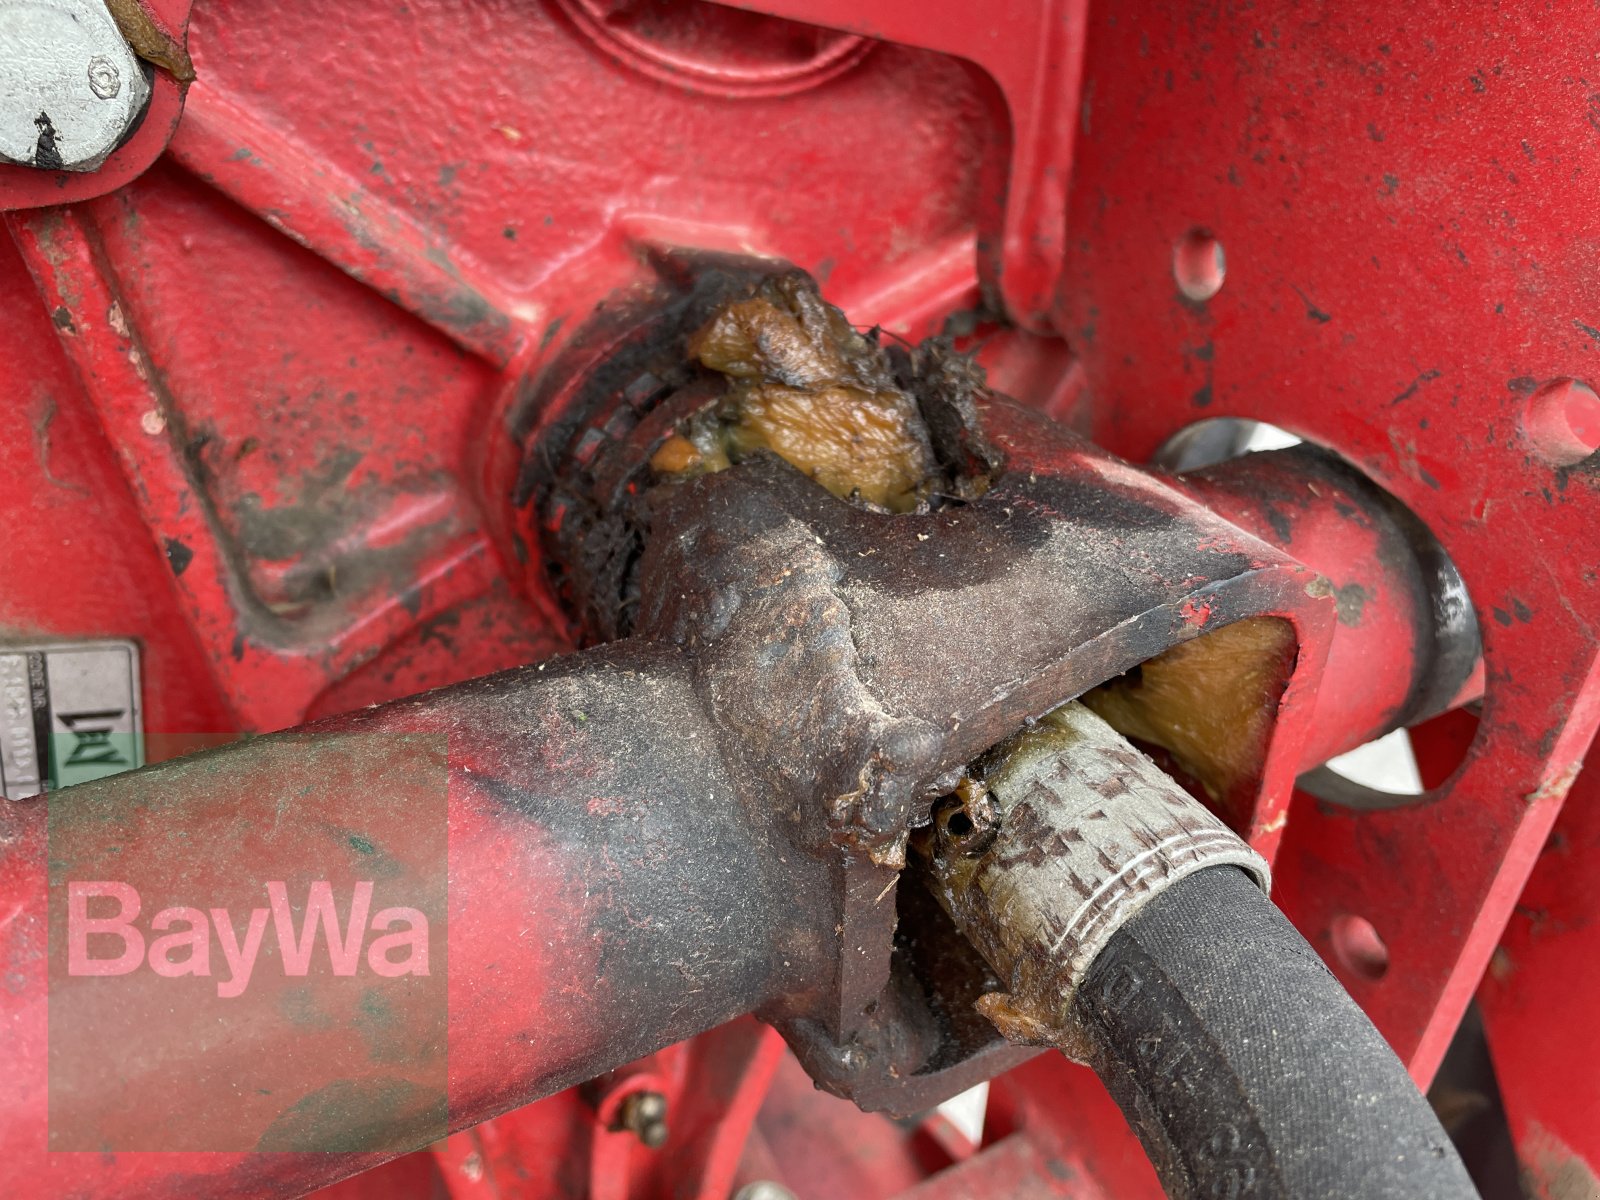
{"left": 922, "top": 701, "right": 1476, "bottom": 1199}
{"left": 1073, "top": 865, "right": 1475, "bottom": 1199}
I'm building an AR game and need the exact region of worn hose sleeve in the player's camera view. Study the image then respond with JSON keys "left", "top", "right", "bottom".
{"left": 1071, "top": 865, "right": 1477, "bottom": 1200}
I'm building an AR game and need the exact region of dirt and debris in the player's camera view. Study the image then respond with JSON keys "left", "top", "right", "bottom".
{"left": 106, "top": 0, "right": 197, "bottom": 83}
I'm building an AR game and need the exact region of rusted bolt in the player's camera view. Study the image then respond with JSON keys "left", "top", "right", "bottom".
{"left": 935, "top": 777, "right": 1000, "bottom": 857}
{"left": 614, "top": 1089, "right": 668, "bottom": 1148}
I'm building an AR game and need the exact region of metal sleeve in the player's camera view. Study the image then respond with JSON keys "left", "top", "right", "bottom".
{"left": 923, "top": 700, "right": 1269, "bottom": 1052}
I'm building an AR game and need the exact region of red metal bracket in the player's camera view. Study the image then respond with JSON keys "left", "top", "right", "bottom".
{"left": 1053, "top": 0, "right": 1600, "bottom": 1090}
{"left": 714, "top": 0, "right": 1089, "bottom": 333}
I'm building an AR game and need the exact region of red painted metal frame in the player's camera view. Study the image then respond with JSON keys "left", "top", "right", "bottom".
{"left": 0, "top": 0, "right": 1596, "bottom": 1195}
{"left": 1045, "top": 0, "right": 1600, "bottom": 1147}
{"left": 715, "top": 0, "right": 1090, "bottom": 333}
{"left": 1477, "top": 749, "right": 1600, "bottom": 1198}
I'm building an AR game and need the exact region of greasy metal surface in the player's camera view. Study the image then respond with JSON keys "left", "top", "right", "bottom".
{"left": 680, "top": 273, "right": 940, "bottom": 512}
{"left": 4, "top": 643, "right": 813, "bottom": 1196}
{"left": 2, "top": 232, "right": 1491, "bottom": 1194}
{"left": 520, "top": 269, "right": 1345, "bottom": 1113}
{"left": 922, "top": 701, "right": 1268, "bottom": 1054}
{"left": 525, "top": 263, "right": 1001, "bottom": 642}
{"left": 3, "top": 335, "right": 1370, "bottom": 1195}
{"left": 659, "top": 437, "right": 1319, "bottom": 868}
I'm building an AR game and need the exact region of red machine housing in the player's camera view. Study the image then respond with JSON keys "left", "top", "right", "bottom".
{"left": 1, "top": 0, "right": 1597, "bottom": 1196}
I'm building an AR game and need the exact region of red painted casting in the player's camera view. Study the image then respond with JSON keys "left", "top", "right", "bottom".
{"left": 1, "top": 0, "right": 1596, "bottom": 1195}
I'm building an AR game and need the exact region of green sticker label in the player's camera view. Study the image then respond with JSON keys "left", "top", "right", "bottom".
{"left": 0, "top": 641, "right": 143, "bottom": 797}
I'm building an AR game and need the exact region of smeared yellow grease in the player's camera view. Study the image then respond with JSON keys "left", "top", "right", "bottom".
{"left": 660, "top": 275, "right": 936, "bottom": 512}
{"left": 1082, "top": 616, "right": 1297, "bottom": 825}
{"left": 649, "top": 433, "right": 708, "bottom": 476}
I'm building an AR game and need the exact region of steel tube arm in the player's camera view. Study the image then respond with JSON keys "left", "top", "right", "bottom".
{"left": 1181, "top": 445, "right": 1484, "bottom": 770}
{"left": 0, "top": 643, "right": 811, "bottom": 1199}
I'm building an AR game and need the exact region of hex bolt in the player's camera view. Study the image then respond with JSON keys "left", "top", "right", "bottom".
{"left": 614, "top": 1089, "right": 668, "bottom": 1148}
{"left": 0, "top": 0, "right": 152, "bottom": 172}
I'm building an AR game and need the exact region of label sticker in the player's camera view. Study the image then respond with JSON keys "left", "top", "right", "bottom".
{"left": 0, "top": 641, "right": 142, "bottom": 799}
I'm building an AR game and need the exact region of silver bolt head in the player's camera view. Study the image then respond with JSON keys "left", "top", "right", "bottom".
{"left": 0, "top": 0, "right": 152, "bottom": 172}
{"left": 734, "top": 1183, "right": 799, "bottom": 1200}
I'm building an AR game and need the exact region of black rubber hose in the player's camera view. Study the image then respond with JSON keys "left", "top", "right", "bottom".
{"left": 1070, "top": 865, "right": 1478, "bottom": 1199}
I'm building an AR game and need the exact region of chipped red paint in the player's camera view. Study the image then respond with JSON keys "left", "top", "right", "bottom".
{"left": 0, "top": 0, "right": 1596, "bottom": 1194}
{"left": 1478, "top": 747, "right": 1600, "bottom": 1197}
{"left": 1177, "top": 595, "right": 1213, "bottom": 628}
